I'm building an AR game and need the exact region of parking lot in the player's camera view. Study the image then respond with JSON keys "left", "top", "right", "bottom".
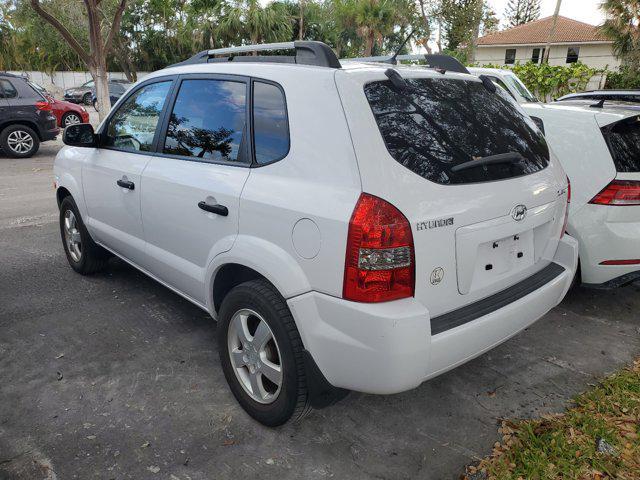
{"left": 1, "top": 144, "right": 639, "bottom": 480}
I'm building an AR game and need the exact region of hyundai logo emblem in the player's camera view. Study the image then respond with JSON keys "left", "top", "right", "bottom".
{"left": 511, "top": 204, "right": 527, "bottom": 222}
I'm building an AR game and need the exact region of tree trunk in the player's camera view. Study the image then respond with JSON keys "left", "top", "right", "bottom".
{"left": 468, "top": 0, "right": 484, "bottom": 64}
{"left": 417, "top": 0, "right": 433, "bottom": 54}
{"left": 543, "top": 0, "right": 562, "bottom": 64}
{"left": 364, "top": 32, "right": 375, "bottom": 56}
{"left": 29, "top": 0, "right": 127, "bottom": 121}
{"left": 299, "top": 0, "right": 304, "bottom": 40}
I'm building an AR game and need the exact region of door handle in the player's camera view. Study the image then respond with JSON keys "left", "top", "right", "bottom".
{"left": 198, "top": 201, "right": 228, "bottom": 216}
{"left": 117, "top": 178, "right": 135, "bottom": 190}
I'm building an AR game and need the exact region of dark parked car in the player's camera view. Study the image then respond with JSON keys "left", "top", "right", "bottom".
{"left": 91, "top": 81, "right": 131, "bottom": 111}
{"left": 0, "top": 72, "right": 59, "bottom": 158}
{"left": 556, "top": 90, "right": 640, "bottom": 104}
{"left": 64, "top": 78, "right": 130, "bottom": 105}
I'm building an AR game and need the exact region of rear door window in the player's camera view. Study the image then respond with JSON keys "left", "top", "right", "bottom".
{"left": 163, "top": 79, "right": 248, "bottom": 163}
{"left": 602, "top": 116, "right": 640, "bottom": 172}
{"left": 364, "top": 77, "right": 549, "bottom": 185}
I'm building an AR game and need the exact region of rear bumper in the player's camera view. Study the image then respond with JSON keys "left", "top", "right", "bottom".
{"left": 569, "top": 204, "right": 640, "bottom": 286}
{"left": 41, "top": 126, "right": 60, "bottom": 141}
{"left": 288, "top": 235, "right": 578, "bottom": 395}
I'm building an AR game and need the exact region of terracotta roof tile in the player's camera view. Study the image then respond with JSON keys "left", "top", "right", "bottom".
{"left": 478, "top": 16, "right": 609, "bottom": 46}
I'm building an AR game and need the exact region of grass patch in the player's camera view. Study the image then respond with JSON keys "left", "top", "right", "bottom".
{"left": 464, "top": 359, "right": 640, "bottom": 480}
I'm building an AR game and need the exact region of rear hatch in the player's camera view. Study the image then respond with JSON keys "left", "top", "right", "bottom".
{"left": 335, "top": 67, "right": 568, "bottom": 317}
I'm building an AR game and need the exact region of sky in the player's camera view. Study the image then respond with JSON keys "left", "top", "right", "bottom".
{"left": 487, "top": 0, "right": 606, "bottom": 27}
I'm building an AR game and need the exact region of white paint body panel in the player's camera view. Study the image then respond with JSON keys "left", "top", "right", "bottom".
{"left": 55, "top": 60, "right": 578, "bottom": 394}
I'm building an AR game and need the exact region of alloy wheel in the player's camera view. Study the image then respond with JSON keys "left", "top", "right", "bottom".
{"left": 63, "top": 209, "right": 82, "bottom": 262}
{"left": 227, "top": 308, "right": 283, "bottom": 404}
{"left": 64, "top": 113, "right": 82, "bottom": 126}
{"left": 7, "top": 130, "right": 34, "bottom": 155}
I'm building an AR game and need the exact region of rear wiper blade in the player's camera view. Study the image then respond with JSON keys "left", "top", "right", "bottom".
{"left": 451, "top": 152, "right": 524, "bottom": 173}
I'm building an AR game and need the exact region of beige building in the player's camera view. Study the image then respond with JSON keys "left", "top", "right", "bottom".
{"left": 476, "top": 16, "right": 620, "bottom": 71}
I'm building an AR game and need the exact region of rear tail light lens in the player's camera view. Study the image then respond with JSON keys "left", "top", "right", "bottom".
{"left": 590, "top": 180, "right": 640, "bottom": 206}
{"left": 599, "top": 259, "right": 640, "bottom": 265}
{"left": 35, "top": 100, "right": 52, "bottom": 111}
{"left": 343, "top": 193, "right": 415, "bottom": 302}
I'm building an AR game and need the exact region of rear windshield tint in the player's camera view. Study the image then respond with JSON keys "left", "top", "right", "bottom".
{"left": 364, "top": 78, "right": 549, "bottom": 185}
{"left": 602, "top": 116, "right": 640, "bottom": 172}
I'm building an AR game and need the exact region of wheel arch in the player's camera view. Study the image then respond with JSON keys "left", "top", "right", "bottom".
{"left": 207, "top": 235, "right": 312, "bottom": 318}
{"left": 0, "top": 120, "right": 42, "bottom": 140}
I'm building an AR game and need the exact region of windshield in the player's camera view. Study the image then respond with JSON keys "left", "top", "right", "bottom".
{"left": 82, "top": 81, "right": 95, "bottom": 88}
{"left": 503, "top": 74, "right": 538, "bottom": 102}
{"left": 364, "top": 77, "right": 549, "bottom": 185}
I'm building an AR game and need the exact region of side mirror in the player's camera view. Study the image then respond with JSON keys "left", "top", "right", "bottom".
{"left": 63, "top": 123, "right": 97, "bottom": 147}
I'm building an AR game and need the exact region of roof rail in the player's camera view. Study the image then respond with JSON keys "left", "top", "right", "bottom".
{"left": 173, "top": 41, "right": 341, "bottom": 69}
{"left": 340, "top": 53, "right": 470, "bottom": 75}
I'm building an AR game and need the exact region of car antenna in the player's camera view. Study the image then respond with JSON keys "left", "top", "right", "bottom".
{"left": 590, "top": 99, "right": 605, "bottom": 109}
{"left": 388, "top": 29, "right": 416, "bottom": 65}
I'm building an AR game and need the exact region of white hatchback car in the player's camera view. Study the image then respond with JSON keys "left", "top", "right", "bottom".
{"left": 55, "top": 41, "right": 577, "bottom": 426}
{"left": 523, "top": 101, "right": 640, "bottom": 287}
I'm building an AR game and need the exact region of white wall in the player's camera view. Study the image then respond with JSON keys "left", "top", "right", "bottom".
{"left": 7, "top": 71, "right": 149, "bottom": 97}
{"left": 475, "top": 43, "right": 621, "bottom": 70}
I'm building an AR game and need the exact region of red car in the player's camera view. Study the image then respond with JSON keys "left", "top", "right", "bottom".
{"left": 29, "top": 81, "right": 90, "bottom": 127}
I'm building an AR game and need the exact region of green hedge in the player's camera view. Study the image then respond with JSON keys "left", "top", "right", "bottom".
{"left": 605, "top": 66, "right": 640, "bottom": 89}
{"left": 475, "top": 61, "right": 602, "bottom": 101}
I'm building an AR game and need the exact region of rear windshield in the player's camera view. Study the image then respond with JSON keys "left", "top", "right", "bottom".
{"left": 602, "top": 116, "right": 640, "bottom": 172}
{"left": 364, "top": 78, "right": 549, "bottom": 185}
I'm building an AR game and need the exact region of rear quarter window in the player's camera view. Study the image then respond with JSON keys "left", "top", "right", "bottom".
{"left": 364, "top": 77, "right": 549, "bottom": 185}
{"left": 602, "top": 116, "right": 640, "bottom": 172}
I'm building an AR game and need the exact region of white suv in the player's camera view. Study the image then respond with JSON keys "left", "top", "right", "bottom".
{"left": 54, "top": 41, "right": 577, "bottom": 426}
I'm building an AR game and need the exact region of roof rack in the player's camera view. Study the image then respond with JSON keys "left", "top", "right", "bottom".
{"left": 173, "top": 41, "right": 342, "bottom": 69}
{"left": 340, "top": 53, "right": 470, "bottom": 75}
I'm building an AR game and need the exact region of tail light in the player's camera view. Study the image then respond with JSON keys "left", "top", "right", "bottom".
{"left": 561, "top": 177, "right": 570, "bottom": 237}
{"left": 590, "top": 180, "right": 640, "bottom": 206}
{"left": 343, "top": 193, "right": 415, "bottom": 302}
{"left": 35, "top": 100, "right": 52, "bottom": 111}
{"left": 599, "top": 259, "right": 640, "bottom": 265}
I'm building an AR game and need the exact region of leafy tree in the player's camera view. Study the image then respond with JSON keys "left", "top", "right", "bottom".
{"left": 504, "top": 0, "right": 540, "bottom": 27}
{"left": 440, "top": 0, "right": 492, "bottom": 56}
{"left": 218, "top": 0, "right": 293, "bottom": 46}
{"left": 600, "top": 0, "right": 640, "bottom": 70}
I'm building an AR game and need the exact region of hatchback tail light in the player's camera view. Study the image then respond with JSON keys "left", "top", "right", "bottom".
{"left": 599, "top": 259, "right": 640, "bottom": 265}
{"left": 35, "top": 100, "right": 52, "bottom": 111}
{"left": 590, "top": 180, "right": 640, "bottom": 206}
{"left": 343, "top": 193, "right": 415, "bottom": 303}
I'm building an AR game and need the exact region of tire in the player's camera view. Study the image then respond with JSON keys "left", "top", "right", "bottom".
{"left": 61, "top": 112, "right": 82, "bottom": 128}
{"left": 0, "top": 125, "right": 40, "bottom": 158}
{"left": 218, "top": 279, "right": 311, "bottom": 426}
{"left": 92, "top": 99, "right": 98, "bottom": 112}
{"left": 82, "top": 92, "right": 92, "bottom": 105}
{"left": 59, "top": 196, "right": 110, "bottom": 275}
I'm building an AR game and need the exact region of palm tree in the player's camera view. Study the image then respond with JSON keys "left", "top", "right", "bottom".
{"left": 354, "top": 0, "right": 396, "bottom": 56}
{"left": 218, "top": 0, "right": 293, "bottom": 46}
{"left": 600, "top": 0, "right": 640, "bottom": 69}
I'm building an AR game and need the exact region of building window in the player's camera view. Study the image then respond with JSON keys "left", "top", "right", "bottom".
{"left": 531, "top": 48, "right": 545, "bottom": 64}
{"left": 505, "top": 49, "right": 516, "bottom": 65}
{"left": 566, "top": 47, "right": 580, "bottom": 63}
